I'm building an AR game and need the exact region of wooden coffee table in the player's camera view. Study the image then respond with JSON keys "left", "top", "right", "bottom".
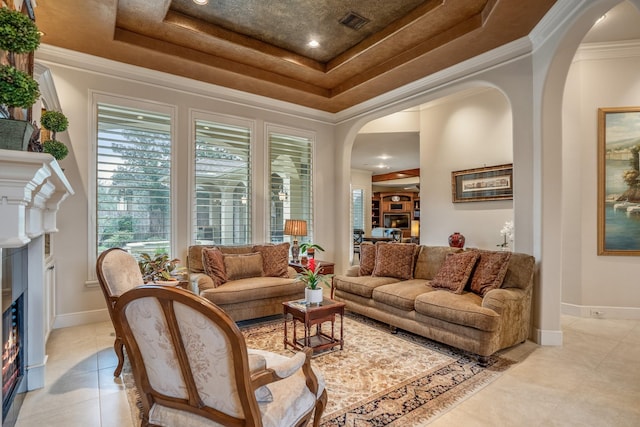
{"left": 283, "top": 298, "right": 345, "bottom": 354}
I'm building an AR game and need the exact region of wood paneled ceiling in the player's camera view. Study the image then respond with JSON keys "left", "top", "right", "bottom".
{"left": 35, "top": 0, "right": 557, "bottom": 113}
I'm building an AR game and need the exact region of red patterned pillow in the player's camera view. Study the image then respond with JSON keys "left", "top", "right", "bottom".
{"left": 359, "top": 242, "right": 376, "bottom": 276}
{"left": 201, "top": 247, "right": 227, "bottom": 287}
{"left": 431, "top": 251, "right": 480, "bottom": 294}
{"left": 372, "top": 242, "right": 417, "bottom": 280}
{"left": 253, "top": 243, "right": 290, "bottom": 277}
{"left": 469, "top": 250, "right": 511, "bottom": 296}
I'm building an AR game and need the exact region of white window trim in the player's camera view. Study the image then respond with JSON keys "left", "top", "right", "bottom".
{"left": 86, "top": 91, "right": 177, "bottom": 286}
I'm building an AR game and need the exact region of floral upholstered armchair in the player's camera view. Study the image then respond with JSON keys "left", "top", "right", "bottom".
{"left": 96, "top": 247, "right": 146, "bottom": 377}
{"left": 114, "top": 284, "right": 327, "bottom": 427}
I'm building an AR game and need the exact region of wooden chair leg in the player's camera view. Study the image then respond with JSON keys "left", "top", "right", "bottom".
{"left": 113, "top": 336, "right": 125, "bottom": 377}
{"left": 313, "top": 389, "right": 328, "bottom": 427}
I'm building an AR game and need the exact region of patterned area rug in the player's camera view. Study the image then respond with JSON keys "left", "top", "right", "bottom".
{"left": 124, "top": 313, "right": 515, "bottom": 426}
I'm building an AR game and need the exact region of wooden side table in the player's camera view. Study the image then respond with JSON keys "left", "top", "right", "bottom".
{"left": 288, "top": 260, "right": 335, "bottom": 275}
{"left": 283, "top": 298, "right": 345, "bottom": 354}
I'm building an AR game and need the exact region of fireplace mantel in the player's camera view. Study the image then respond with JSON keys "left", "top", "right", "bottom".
{"left": 0, "top": 149, "right": 74, "bottom": 248}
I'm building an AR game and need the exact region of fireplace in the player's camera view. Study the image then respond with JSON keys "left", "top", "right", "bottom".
{"left": 0, "top": 150, "right": 74, "bottom": 426}
{"left": 1, "top": 246, "right": 28, "bottom": 427}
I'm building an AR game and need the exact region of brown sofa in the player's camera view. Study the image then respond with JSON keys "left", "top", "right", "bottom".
{"left": 332, "top": 244, "right": 535, "bottom": 363}
{"left": 188, "top": 244, "right": 305, "bottom": 321}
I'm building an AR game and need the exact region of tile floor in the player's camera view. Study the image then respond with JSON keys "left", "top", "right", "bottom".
{"left": 14, "top": 315, "right": 640, "bottom": 427}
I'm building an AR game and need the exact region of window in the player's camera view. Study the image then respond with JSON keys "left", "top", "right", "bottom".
{"left": 268, "top": 127, "right": 313, "bottom": 243}
{"left": 352, "top": 188, "right": 364, "bottom": 231}
{"left": 193, "top": 117, "right": 252, "bottom": 245}
{"left": 95, "top": 102, "right": 173, "bottom": 258}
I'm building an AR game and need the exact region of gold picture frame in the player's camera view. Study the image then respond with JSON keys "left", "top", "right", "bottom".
{"left": 451, "top": 164, "right": 513, "bottom": 203}
{"left": 597, "top": 107, "right": 640, "bottom": 256}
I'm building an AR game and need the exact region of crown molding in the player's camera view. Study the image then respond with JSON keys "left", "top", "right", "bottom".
{"left": 574, "top": 40, "right": 640, "bottom": 62}
{"left": 334, "top": 36, "right": 533, "bottom": 124}
{"left": 35, "top": 45, "right": 335, "bottom": 125}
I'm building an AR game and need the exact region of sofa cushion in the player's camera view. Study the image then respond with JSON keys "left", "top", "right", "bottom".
{"left": 372, "top": 279, "right": 432, "bottom": 311}
{"left": 414, "top": 291, "right": 500, "bottom": 332}
{"left": 201, "top": 247, "right": 227, "bottom": 287}
{"left": 359, "top": 242, "right": 376, "bottom": 276}
{"left": 253, "top": 243, "right": 290, "bottom": 278}
{"left": 332, "top": 275, "right": 401, "bottom": 299}
{"left": 372, "top": 242, "right": 417, "bottom": 280}
{"left": 431, "top": 251, "right": 479, "bottom": 294}
{"left": 200, "top": 277, "right": 304, "bottom": 305}
{"left": 223, "top": 252, "right": 264, "bottom": 281}
{"left": 414, "top": 246, "right": 464, "bottom": 280}
{"left": 469, "top": 250, "right": 511, "bottom": 296}
{"left": 188, "top": 245, "right": 254, "bottom": 273}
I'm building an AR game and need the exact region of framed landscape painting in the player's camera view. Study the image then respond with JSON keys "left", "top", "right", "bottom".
{"left": 451, "top": 164, "right": 513, "bottom": 203}
{"left": 598, "top": 107, "right": 640, "bottom": 255}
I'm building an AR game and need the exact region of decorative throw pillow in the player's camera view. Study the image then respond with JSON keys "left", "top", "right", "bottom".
{"left": 371, "top": 242, "right": 417, "bottom": 280}
{"left": 469, "top": 250, "right": 511, "bottom": 296}
{"left": 359, "top": 242, "right": 376, "bottom": 276}
{"left": 201, "top": 247, "right": 226, "bottom": 287}
{"left": 253, "top": 243, "right": 290, "bottom": 278}
{"left": 431, "top": 251, "right": 480, "bottom": 294}
{"left": 223, "top": 252, "right": 264, "bottom": 281}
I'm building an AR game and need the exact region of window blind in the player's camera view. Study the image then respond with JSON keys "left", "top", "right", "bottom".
{"left": 352, "top": 188, "right": 364, "bottom": 231}
{"left": 269, "top": 131, "right": 313, "bottom": 243}
{"left": 194, "top": 119, "right": 251, "bottom": 245}
{"left": 96, "top": 103, "right": 172, "bottom": 256}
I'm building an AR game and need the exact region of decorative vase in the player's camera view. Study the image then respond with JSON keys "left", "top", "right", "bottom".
{"left": 305, "top": 287, "right": 323, "bottom": 305}
{"left": 300, "top": 256, "right": 308, "bottom": 266}
{"left": 306, "top": 247, "right": 315, "bottom": 259}
{"left": 0, "top": 119, "right": 34, "bottom": 151}
{"left": 448, "top": 232, "right": 465, "bottom": 248}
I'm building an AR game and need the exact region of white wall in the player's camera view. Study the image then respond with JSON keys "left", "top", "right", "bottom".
{"left": 36, "top": 48, "right": 336, "bottom": 326}
{"left": 561, "top": 42, "right": 640, "bottom": 314}
{"left": 419, "top": 89, "right": 514, "bottom": 249}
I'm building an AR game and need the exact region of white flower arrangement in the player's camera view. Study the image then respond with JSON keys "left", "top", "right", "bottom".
{"left": 498, "top": 221, "right": 514, "bottom": 249}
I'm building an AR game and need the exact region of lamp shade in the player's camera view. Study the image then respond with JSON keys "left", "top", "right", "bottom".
{"left": 284, "top": 219, "right": 307, "bottom": 237}
{"left": 411, "top": 220, "right": 420, "bottom": 237}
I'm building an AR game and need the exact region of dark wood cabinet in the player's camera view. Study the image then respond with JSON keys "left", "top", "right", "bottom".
{"left": 371, "top": 192, "right": 420, "bottom": 238}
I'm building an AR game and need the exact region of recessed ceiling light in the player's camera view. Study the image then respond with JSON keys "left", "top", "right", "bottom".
{"left": 378, "top": 154, "right": 390, "bottom": 160}
{"left": 308, "top": 40, "right": 320, "bottom": 48}
{"left": 193, "top": 0, "right": 208, "bottom": 5}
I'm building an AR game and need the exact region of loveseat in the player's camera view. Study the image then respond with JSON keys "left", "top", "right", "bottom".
{"left": 332, "top": 243, "right": 535, "bottom": 363}
{"left": 188, "top": 243, "right": 305, "bottom": 321}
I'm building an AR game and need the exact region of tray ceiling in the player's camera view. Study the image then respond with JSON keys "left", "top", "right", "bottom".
{"left": 34, "top": 0, "right": 557, "bottom": 112}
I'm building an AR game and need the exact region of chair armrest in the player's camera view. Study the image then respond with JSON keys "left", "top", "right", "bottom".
{"left": 190, "top": 272, "right": 214, "bottom": 293}
{"left": 250, "top": 348, "right": 309, "bottom": 387}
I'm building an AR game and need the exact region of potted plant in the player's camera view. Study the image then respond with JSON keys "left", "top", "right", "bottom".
{"left": 137, "top": 252, "right": 185, "bottom": 283}
{"left": 0, "top": 7, "right": 41, "bottom": 151}
{"left": 299, "top": 242, "right": 324, "bottom": 260}
{"left": 296, "top": 258, "right": 332, "bottom": 304}
{"left": 40, "top": 110, "right": 70, "bottom": 160}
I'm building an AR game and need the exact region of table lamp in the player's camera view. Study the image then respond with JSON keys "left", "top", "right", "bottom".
{"left": 284, "top": 219, "right": 307, "bottom": 263}
{"left": 411, "top": 220, "right": 420, "bottom": 243}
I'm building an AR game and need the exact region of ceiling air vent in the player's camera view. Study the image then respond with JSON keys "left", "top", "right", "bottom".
{"left": 339, "top": 11, "right": 370, "bottom": 30}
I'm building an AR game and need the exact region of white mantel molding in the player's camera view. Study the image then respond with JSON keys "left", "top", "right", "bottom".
{"left": 0, "top": 149, "right": 74, "bottom": 248}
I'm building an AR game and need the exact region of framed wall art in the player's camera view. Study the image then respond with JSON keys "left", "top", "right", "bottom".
{"left": 597, "top": 107, "right": 640, "bottom": 255}
{"left": 451, "top": 164, "right": 513, "bottom": 203}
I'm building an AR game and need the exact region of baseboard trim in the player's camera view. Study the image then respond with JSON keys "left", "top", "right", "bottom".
{"left": 535, "top": 328, "right": 563, "bottom": 346}
{"left": 562, "top": 303, "right": 640, "bottom": 320}
{"left": 53, "top": 308, "right": 110, "bottom": 329}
